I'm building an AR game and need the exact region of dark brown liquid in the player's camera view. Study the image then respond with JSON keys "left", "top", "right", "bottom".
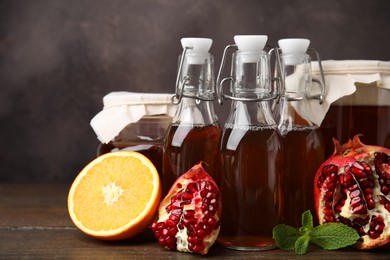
{"left": 321, "top": 105, "right": 390, "bottom": 158}
{"left": 218, "top": 127, "right": 283, "bottom": 250}
{"left": 162, "top": 123, "right": 222, "bottom": 195}
{"left": 97, "top": 143, "right": 163, "bottom": 176}
{"left": 281, "top": 129, "right": 324, "bottom": 227}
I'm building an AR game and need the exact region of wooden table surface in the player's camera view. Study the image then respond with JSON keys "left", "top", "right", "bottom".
{"left": 1, "top": 183, "right": 390, "bottom": 259}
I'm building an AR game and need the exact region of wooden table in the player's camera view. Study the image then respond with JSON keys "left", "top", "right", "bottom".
{"left": 1, "top": 183, "right": 389, "bottom": 259}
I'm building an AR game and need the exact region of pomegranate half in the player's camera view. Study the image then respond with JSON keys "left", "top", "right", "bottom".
{"left": 314, "top": 135, "right": 390, "bottom": 249}
{"left": 151, "top": 162, "right": 221, "bottom": 254}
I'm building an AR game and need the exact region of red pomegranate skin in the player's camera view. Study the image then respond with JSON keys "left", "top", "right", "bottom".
{"left": 314, "top": 135, "right": 390, "bottom": 249}
{"left": 151, "top": 162, "right": 221, "bottom": 254}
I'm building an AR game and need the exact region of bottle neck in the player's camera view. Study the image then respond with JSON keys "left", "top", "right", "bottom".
{"left": 172, "top": 97, "right": 218, "bottom": 126}
{"left": 177, "top": 53, "right": 215, "bottom": 101}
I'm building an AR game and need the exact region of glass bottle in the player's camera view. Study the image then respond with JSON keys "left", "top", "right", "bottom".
{"left": 275, "top": 38, "right": 325, "bottom": 227}
{"left": 162, "top": 38, "right": 222, "bottom": 195}
{"left": 216, "top": 35, "right": 283, "bottom": 251}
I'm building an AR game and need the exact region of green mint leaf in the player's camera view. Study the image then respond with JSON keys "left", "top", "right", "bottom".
{"left": 310, "top": 222, "right": 360, "bottom": 250}
{"left": 299, "top": 210, "right": 314, "bottom": 234}
{"left": 272, "top": 224, "right": 301, "bottom": 250}
{"left": 294, "top": 235, "right": 310, "bottom": 255}
{"left": 301, "top": 210, "right": 313, "bottom": 229}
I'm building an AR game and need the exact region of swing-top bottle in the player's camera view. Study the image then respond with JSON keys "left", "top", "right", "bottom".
{"left": 163, "top": 38, "right": 222, "bottom": 195}
{"left": 216, "top": 35, "right": 283, "bottom": 251}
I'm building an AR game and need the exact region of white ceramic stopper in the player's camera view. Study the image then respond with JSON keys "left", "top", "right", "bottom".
{"left": 233, "top": 35, "right": 268, "bottom": 62}
{"left": 278, "top": 38, "right": 310, "bottom": 65}
{"left": 234, "top": 35, "right": 268, "bottom": 51}
{"left": 181, "top": 38, "right": 212, "bottom": 64}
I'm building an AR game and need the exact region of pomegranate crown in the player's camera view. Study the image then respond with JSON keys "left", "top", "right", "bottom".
{"left": 333, "top": 134, "right": 365, "bottom": 156}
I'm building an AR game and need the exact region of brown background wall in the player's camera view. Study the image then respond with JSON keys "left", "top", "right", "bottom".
{"left": 1, "top": 0, "right": 390, "bottom": 182}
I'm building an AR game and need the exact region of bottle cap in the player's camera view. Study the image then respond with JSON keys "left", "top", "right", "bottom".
{"left": 234, "top": 35, "right": 268, "bottom": 51}
{"left": 181, "top": 38, "right": 212, "bottom": 64}
{"left": 278, "top": 38, "right": 310, "bottom": 65}
{"left": 233, "top": 35, "right": 268, "bottom": 62}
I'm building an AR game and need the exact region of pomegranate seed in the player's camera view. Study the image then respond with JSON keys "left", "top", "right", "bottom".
{"left": 325, "top": 190, "right": 334, "bottom": 199}
{"left": 193, "top": 244, "right": 205, "bottom": 253}
{"left": 324, "top": 215, "right": 335, "bottom": 222}
{"left": 181, "top": 200, "right": 191, "bottom": 206}
{"left": 350, "top": 189, "right": 361, "bottom": 199}
{"left": 184, "top": 210, "right": 195, "bottom": 218}
{"left": 350, "top": 161, "right": 365, "bottom": 175}
{"left": 186, "top": 182, "right": 198, "bottom": 192}
{"left": 208, "top": 204, "right": 216, "bottom": 214}
{"left": 350, "top": 196, "right": 363, "bottom": 206}
{"left": 171, "top": 209, "right": 182, "bottom": 216}
{"left": 377, "top": 223, "right": 385, "bottom": 232}
{"left": 342, "top": 173, "right": 354, "bottom": 187}
{"left": 368, "top": 230, "right": 381, "bottom": 239}
{"left": 323, "top": 207, "right": 333, "bottom": 216}
{"left": 367, "top": 199, "right": 375, "bottom": 210}
{"left": 166, "top": 219, "right": 177, "bottom": 227}
{"left": 200, "top": 189, "right": 209, "bottom": 198}
{"left": 364, "top": 187, "right": 372, "bottom": 194}
{"left": 348, "top": 184, "right": 359, "bottom": 192}
{"left": 197, "top": 229, "right": 205, "bottom": 238}
{"left": 165, "top": 236, "right": 174, "bottom": 245}
{"left": 171, "top": 200, "right": 182, "bottom": 209}
{"left": 169, "top": 227, "right": 177, "bottom": 236}
{"left": 207, "top": 218, "right": 216, "bottom": 227}
{"left": 151, "top": 222, "right": 158, "bottom": 231}
{"left": 381, "top": 186, "right": 389, "bottom": 195}
{"left": 191, "top": 236, "right": 200, "bottom": 245}
{"left": 352, "top": 204, "right": 367, "bottom": 214}
{"left": 181, "top": 192, "right": 193, "bottom": 201}
{"left": 335, "top": 204, "right": 343, "bottom": 213}
{"left": 159, "top": 237, "right": 166, "bottom": 246}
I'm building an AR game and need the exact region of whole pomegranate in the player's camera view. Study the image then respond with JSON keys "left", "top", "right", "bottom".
{"left": 314, "top": 135, "right": 390, "bottom": 249}
{"left": 151, "top": 162, "right": 221, "bottom": 254}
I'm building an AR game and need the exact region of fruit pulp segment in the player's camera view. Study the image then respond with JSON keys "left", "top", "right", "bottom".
{"left": 98, "top": 143, "right": 163, "bottom": 178}
{"left": 218, "top": 127, "right": 283, "bottom": 250}
{"left": 72, "top": 156, "right": 155, "bottom": 231}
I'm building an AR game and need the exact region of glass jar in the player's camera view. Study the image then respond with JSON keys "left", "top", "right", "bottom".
{"left": 91, "top": 92, "right": 176, "bottom": 176}
{"left": 97, "top": 114, "right": 172, "bottom": 175}
{"left": 318, "top": 61, "right": 390, "bottom": 158}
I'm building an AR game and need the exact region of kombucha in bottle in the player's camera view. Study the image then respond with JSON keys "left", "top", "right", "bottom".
{"left": 216, "top": 35, "right": 283, "bottom": 251}
{"left": 275, "top": 38, "right": 325, "bottom": 227}
{"left": 163, "top": 38, "right": 222, "bottom": 195}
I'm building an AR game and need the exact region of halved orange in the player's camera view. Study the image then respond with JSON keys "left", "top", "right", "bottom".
{"left": 68, "top": 151, "right": 161, "bottom": 240}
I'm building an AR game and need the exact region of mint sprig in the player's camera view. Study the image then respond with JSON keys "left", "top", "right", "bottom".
{"left": 272, "top": 210, "right": 360, "bottom": 254}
